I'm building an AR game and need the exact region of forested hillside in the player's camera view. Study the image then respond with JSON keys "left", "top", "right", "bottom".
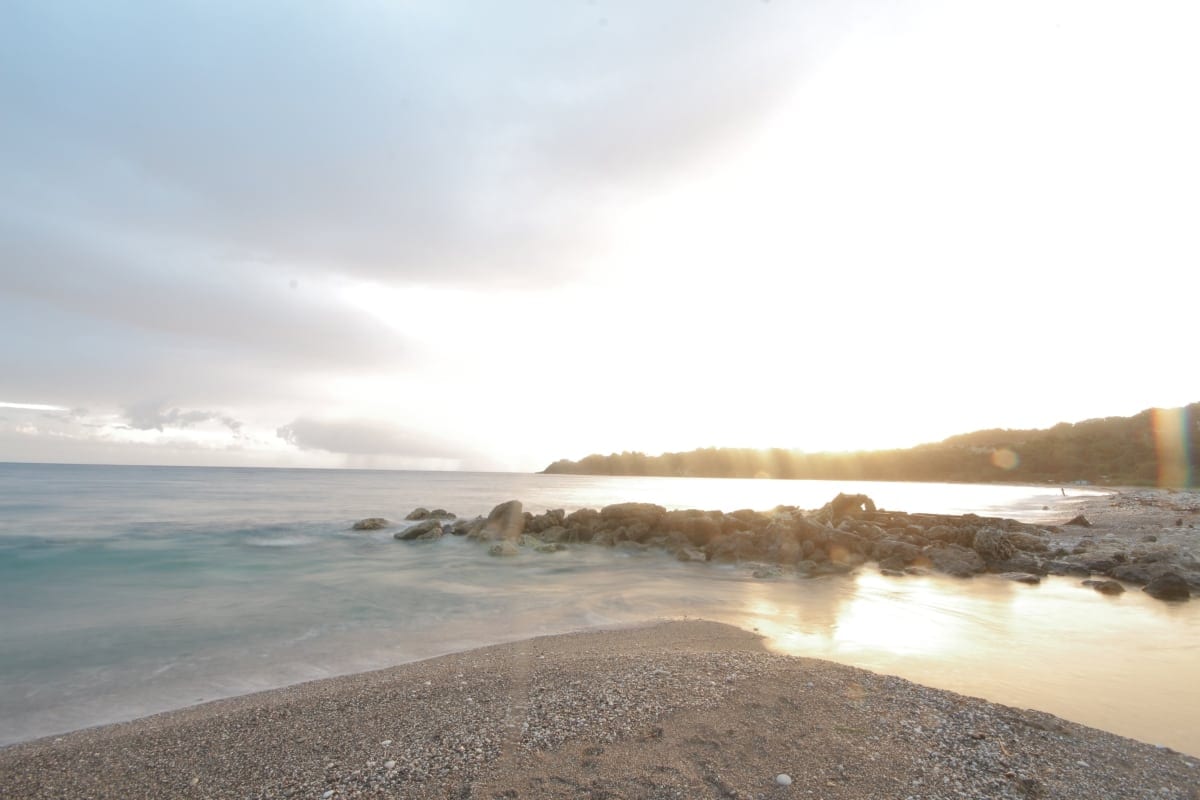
{"left": 542, "top": 403, "right": 1199, "bottom": 486}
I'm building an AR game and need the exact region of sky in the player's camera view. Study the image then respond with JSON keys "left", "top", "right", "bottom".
{"left": 1, "top": 0, "right": 1197, "bottom": 472}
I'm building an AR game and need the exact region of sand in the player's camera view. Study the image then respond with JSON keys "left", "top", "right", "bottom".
{"left": 3, "top": 487, "right": 1199, "bottom": 799}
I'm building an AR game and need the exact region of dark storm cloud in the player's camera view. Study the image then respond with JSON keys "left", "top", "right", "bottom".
{"left": 276, "top": 417, "right": 458, "bottom": 458}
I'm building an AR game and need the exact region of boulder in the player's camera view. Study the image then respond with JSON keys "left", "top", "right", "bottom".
{"left": 395, "top": 519, "right": 443, "bottom": 540}
{"left": 1065, "top": 514, "right": 1092, "bottom": 527}
{"left": 998, "top": 572, "right": 1042, "bottom": 585}
{"left": 974, "top": 528, "right": 1018, "bottom": 563}
{"left": 1082, "top": 579, "right": 1125, "bottom": 595}
{"left": 475, "top": 500, "right": 525, "bottom": 542}
{"left": 405, "top": 507, "right": 456, "bottom": 521}
{"left": 352, "top": 517, "right": 389, "bottom": 531}
{"left": 526, "top": 509, "right": 566, "bottom": 534}
{"left": 450, "top": 516, "right": 484, "bottom": 536}
{"left": 488, "top": 541, "right": 520, "bottom": 557}
{"left": 923, "top": 544, "right": 986, "bottom": 577}
{"left": 872, "top": 538, "right": 922, "bottom": 564}
{"left": 675, "top": 546, "right": 708, "bottom": 563}
{"left": 706, "top": 531, "right": 760, "bottom": 563}
{"left": 600, "top": 503, "right": 666, "bottom": 527}
{"left": 990, "top": 553, "right": 1046, "bottom": 575}
{"left": 1045, "top": 560, "right": 1092, "bottom": 578}
{"left": 1143, "top": 572, "right": 1191, "bottom": 601}
{"left": 826, "top": 493, "right": 877, "bottom": 522}
{"left": 1006, "top": 530, "right": 1049, "bottom": 553}
{"left": 659, "top": 510, "right": 724, "bottom": 547}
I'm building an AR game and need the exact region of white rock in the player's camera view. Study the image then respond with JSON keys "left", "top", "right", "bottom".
{"left": 776, "top": 773, "right": 793, "bottom": 786}
{"left": 384, "top": 760, "right": 397, "bottom": 769}
{"left": 323, "top": 792, "right": 334, "bottom": 799}
{"left": 380, "top": 739, "right": 392, "bottom": 746}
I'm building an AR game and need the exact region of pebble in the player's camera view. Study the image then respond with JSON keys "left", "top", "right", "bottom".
{"left": 384, "top": 760, "right": 396, "bottom": 769}
{"left": 322, "top": 791, "right": 333, "bottom": 799}
{"left": 775, "top": 773, "right": 793, "bottom": 786}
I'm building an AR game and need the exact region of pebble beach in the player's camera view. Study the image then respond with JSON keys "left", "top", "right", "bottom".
{"left": 2, "top": 619, "right": 1197, "bottom": 800}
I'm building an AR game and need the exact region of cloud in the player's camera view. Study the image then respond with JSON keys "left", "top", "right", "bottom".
{"left": 277, "top": 417, "right": 458, "bottom": 459}
{"left": 124, "top": 402, "right": 243, "bottom": 433}
{"left": 0, "top": 2, "right": 827, "bottom": 289}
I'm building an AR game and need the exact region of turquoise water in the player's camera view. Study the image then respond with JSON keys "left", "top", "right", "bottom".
{"left": 3, "top": 463, "right": 1196, "bottom": 756}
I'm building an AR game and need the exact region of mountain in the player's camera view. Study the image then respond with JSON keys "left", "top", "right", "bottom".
{"left": 541, "top": 403, "right": 1200, "bottom": 487}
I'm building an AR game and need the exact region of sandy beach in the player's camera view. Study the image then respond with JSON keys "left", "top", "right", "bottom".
{"left": 2, "top": 487, "right": 1198, "bottom": 799}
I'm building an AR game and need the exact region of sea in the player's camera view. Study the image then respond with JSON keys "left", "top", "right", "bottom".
{"left": 1, "top": 463, "right": 1198, "bottom": 756}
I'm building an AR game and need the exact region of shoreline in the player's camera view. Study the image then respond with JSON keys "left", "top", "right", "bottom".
{"left": 2, "top": 620, "right": 1197, "bottom": 799}
{"left": 3, "top": 487, "right": 1198, "bottom": 798}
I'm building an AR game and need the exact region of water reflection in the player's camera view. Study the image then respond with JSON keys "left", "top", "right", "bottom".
{"left": 733, "top": 571, "right": 1200, "bottom": 756}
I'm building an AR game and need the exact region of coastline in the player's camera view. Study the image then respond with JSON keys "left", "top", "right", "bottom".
{"left": 2, "top": 486, "right": 1197, "bottom": 798}
{"left": 2, "top": 620, "right": 1197, "bottom": 799}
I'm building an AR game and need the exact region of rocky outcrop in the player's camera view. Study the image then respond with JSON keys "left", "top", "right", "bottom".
{"left": 352, "top": 517, "right": 390, "bottom": 531}
{"left": 379, "top": 492, "right": 1199, "bottom": 591}
{"left": 394, "top": 519, "right": 444, "bottom": 541}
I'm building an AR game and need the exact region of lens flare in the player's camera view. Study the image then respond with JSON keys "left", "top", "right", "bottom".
{"left": 1152, "top": 407, "right": 1191, "bottom": 487}
{"left": 990, "top": 448, "right": 1020, "bottom": 471}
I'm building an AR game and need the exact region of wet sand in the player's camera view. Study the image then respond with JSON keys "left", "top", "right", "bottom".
{"left": 2, "top": 619, "right": 1197, "bottom": 800}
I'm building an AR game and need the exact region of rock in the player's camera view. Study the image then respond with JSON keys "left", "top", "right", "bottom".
{"left": 352, "top": 517, "right": 389, "bottom": 531}
{"left": 600, "top": 502, "right": 666, "bottom": 527}
{"left": 475, "top": 500, "right": 525, "bottom": 542}
{"left": 873, "top": 539, "right": 921, "bottom": 565}
{"left": 1006, "top": 530, "right": 1050, "bottom": 552}
{"left": 974, "top": 528, "right": 1017, "bottom": 562}
{"left": 659, "top": 509, "right": 724, "bottom": 547}
{"left": 1065, "top": 514, "right": 1092, "bottom": 527}
{"left": 405, "top": 508, "right": 431, "bottom": 520}
{"left": 775, "top": 773, "right": 793, "bottom": 786}
{"left": 1082, "top": 579, "right": 1125, "bottom": 595}
{"left": 990, "top": 552, "right": 1047, "bottom": 575}
{"left": 450, "top": 516, "right": 484, "bottom": 536}
{"left": 706, "top": 531, "right": 760, "bottom": 563}
{"left": 924, "top": 544, "right": 986, "bottom": 577}
{"left": 1045, "top": 560, "right": 1092, "bottom": 578}
{"left": 1143, "top": 572, "right": 1191, "bottom": 601}
{"left": 826, "top": 493, "right": 877, "bottom": 522}
{"left": 526, "top": 509, "right": 566, "bottom": 534}
{"left": 395, "top": 519, "right": 443, "bottom": 540}
{"left": 675, "top": 546, "right": 708, "bottom": 563}
{"left": 1109, "top": 563, "right": 1173, "bottom": 585}
{"left": 488, "top": 541, "right": 520, "bottom": 557}
{"left": 880, "top": 568, "right": 906, "bottom": 577}
{"left": 998, "top": 572, "right": 1042, "bottom": 585}
{"left": 538, "top": 525, "right": 568, "bottom": 543}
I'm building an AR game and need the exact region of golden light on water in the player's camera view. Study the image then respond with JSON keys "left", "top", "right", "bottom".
{"left": 1152, "top": 407, "right": 1190, "bottom": 487}
{"left": 731, "top": 571, "right": 1200, "bottom": 756}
